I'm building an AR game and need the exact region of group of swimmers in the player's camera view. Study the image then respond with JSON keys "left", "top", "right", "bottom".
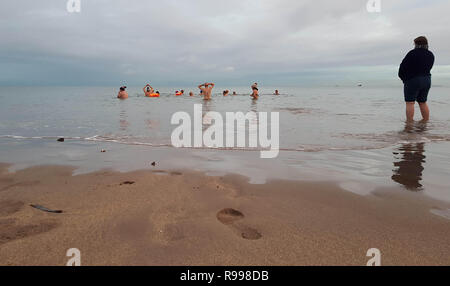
{"left": 117, "top": 82, "right": 280, "bottom": 100}
{"left": 118, "top": 36, "right": 434, "bottom": 123}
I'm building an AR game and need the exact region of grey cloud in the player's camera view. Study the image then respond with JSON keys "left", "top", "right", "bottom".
{"left": 0, "top": 0, "right": 449, "bottom": 86}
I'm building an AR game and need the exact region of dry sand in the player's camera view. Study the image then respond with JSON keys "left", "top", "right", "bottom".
{"left": 0, "top": 162, "right": 449, "bottom": 266}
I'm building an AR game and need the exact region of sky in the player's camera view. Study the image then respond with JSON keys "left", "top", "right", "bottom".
{"left": 0, "top": 0, "right": 449, "bottom": 86}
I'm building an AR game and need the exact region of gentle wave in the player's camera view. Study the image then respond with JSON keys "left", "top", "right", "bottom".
{"left": 2, "top": 132, "right": 450, "bottom": 153}
{"left": 337, "top": 131, "right": 450, "bottom": 145}
{"left": 0, "top": 135, "right": 83, "bottom": 140}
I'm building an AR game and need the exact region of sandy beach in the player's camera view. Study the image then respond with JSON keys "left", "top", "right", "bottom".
{"left": 2, "top": 0, "right": 450, "bottom": 272}
{"left": 1, "top": 162, "right": 449, "bottom": 266}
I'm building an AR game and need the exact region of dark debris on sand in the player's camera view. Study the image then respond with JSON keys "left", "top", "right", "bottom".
{"left": 30, "top": 204, "right": 63, "bottom": 214}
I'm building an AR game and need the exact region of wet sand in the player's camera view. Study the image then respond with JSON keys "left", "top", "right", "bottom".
{"left": 0, "top": 162, "right": 449, "bottom": 266}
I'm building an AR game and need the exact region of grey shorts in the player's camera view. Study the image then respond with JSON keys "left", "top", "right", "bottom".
{"left": 404, "top": 76, "right": 431, "bottom": 103}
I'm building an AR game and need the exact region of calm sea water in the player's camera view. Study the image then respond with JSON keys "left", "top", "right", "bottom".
{"left": 1, "top": 86, "right": 450, "bottom": 203}
{"left": 1, "top": 86, "right": 449, "bottom": 150}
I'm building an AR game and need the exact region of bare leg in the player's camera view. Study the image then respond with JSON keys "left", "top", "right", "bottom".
{"left": 406, "top": 102, "right": 415, "bottom": 122}
{"left": 418, "top": 102, "right": 430, "bottom": 121}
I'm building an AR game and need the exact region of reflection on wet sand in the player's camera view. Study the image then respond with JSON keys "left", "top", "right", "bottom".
{"left": 391, "top": 121, "right": 428, "bottom": 191}
{"left": 392, "top": 142, "right": 425, "bottom": 191}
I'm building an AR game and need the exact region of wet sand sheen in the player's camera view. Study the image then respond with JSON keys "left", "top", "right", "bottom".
{"left": 0, "top": 163, "right": 449, "bottom": 266}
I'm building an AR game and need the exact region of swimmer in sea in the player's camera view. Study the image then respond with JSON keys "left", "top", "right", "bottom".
{"left": 274, "top": 90, "right": 280, "bottom": 95}
{"left": 250, "top": 83, "right": 259, "bottom": 100}
{"left": 189, "top": 91, "right": 194, "bottom": 96}
{"left": 223, "top": 90, "right": 230, "bottom": 96}
{"left": 117, "top": 86, "right": 128, "bottom": 99}
{"left": 232, "top": 91, "right": 237, "bottom": 95}
{"left": 143, "top": 84, "right": 154, "bottom": 97}
{"left": 198, "top": 82, "right": 215, "bottom": 100}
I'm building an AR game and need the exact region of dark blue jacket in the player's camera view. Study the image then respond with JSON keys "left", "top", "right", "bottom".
{"left": 398, "top": 48, "right": 434, "bottom": 82}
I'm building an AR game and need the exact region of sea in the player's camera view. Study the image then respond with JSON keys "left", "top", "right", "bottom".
{"left": 1, "top": 86, "right": 449, "bottom": 202}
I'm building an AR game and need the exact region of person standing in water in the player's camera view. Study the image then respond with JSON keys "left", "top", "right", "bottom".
{"left": 198, "top": 82, "right": 215, "bottom": 100}
{"left": 117, "top": 86, "right": 128, "bottom": 99}
{"left": 251, "top": 82, "right": 259, "bottom": 100}
{"left": 143, "top": 84, "right": 154, "bottom": 97}
{"left": 399, "top": 36, "right": 434, "bottom": 122}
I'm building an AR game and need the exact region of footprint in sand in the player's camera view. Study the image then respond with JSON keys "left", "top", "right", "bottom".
{"left": 216, "top": 208, "right": 262, "bottom": 240}
{"left": 0, "top": 219, "right": 58, "bottom": 245}
{"left": 0, "top": 200, "right": 58, "bottom": 245}
{"left": 0, "top": 200, "right": 24, "bottom": 217}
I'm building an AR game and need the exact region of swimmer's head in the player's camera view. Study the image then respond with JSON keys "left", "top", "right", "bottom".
{"left": 120, "top": 86, "right": 126, "bottom": 91}
{"left": 156, "top": 91, "right": 160, "bottom": 94}
{"left": 146, "top": 87, "right": 150, "bottom": 92}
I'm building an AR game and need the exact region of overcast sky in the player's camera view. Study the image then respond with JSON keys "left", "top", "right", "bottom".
{"left": 1, "top": 0, "right": 449, "bottom": 86}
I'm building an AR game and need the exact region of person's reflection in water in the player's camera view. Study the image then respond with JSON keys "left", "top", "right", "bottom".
{"left": 391, "top": 121, "right": 428, "bottom": 191}
{"left": 119, "top": 107, "right": 129, "bottom": 132}
{"left": 202, "top": 99, "right": 214, "bottom": 133}
{"left": 250, "top": 98, "right": 258, "bottom": 113}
